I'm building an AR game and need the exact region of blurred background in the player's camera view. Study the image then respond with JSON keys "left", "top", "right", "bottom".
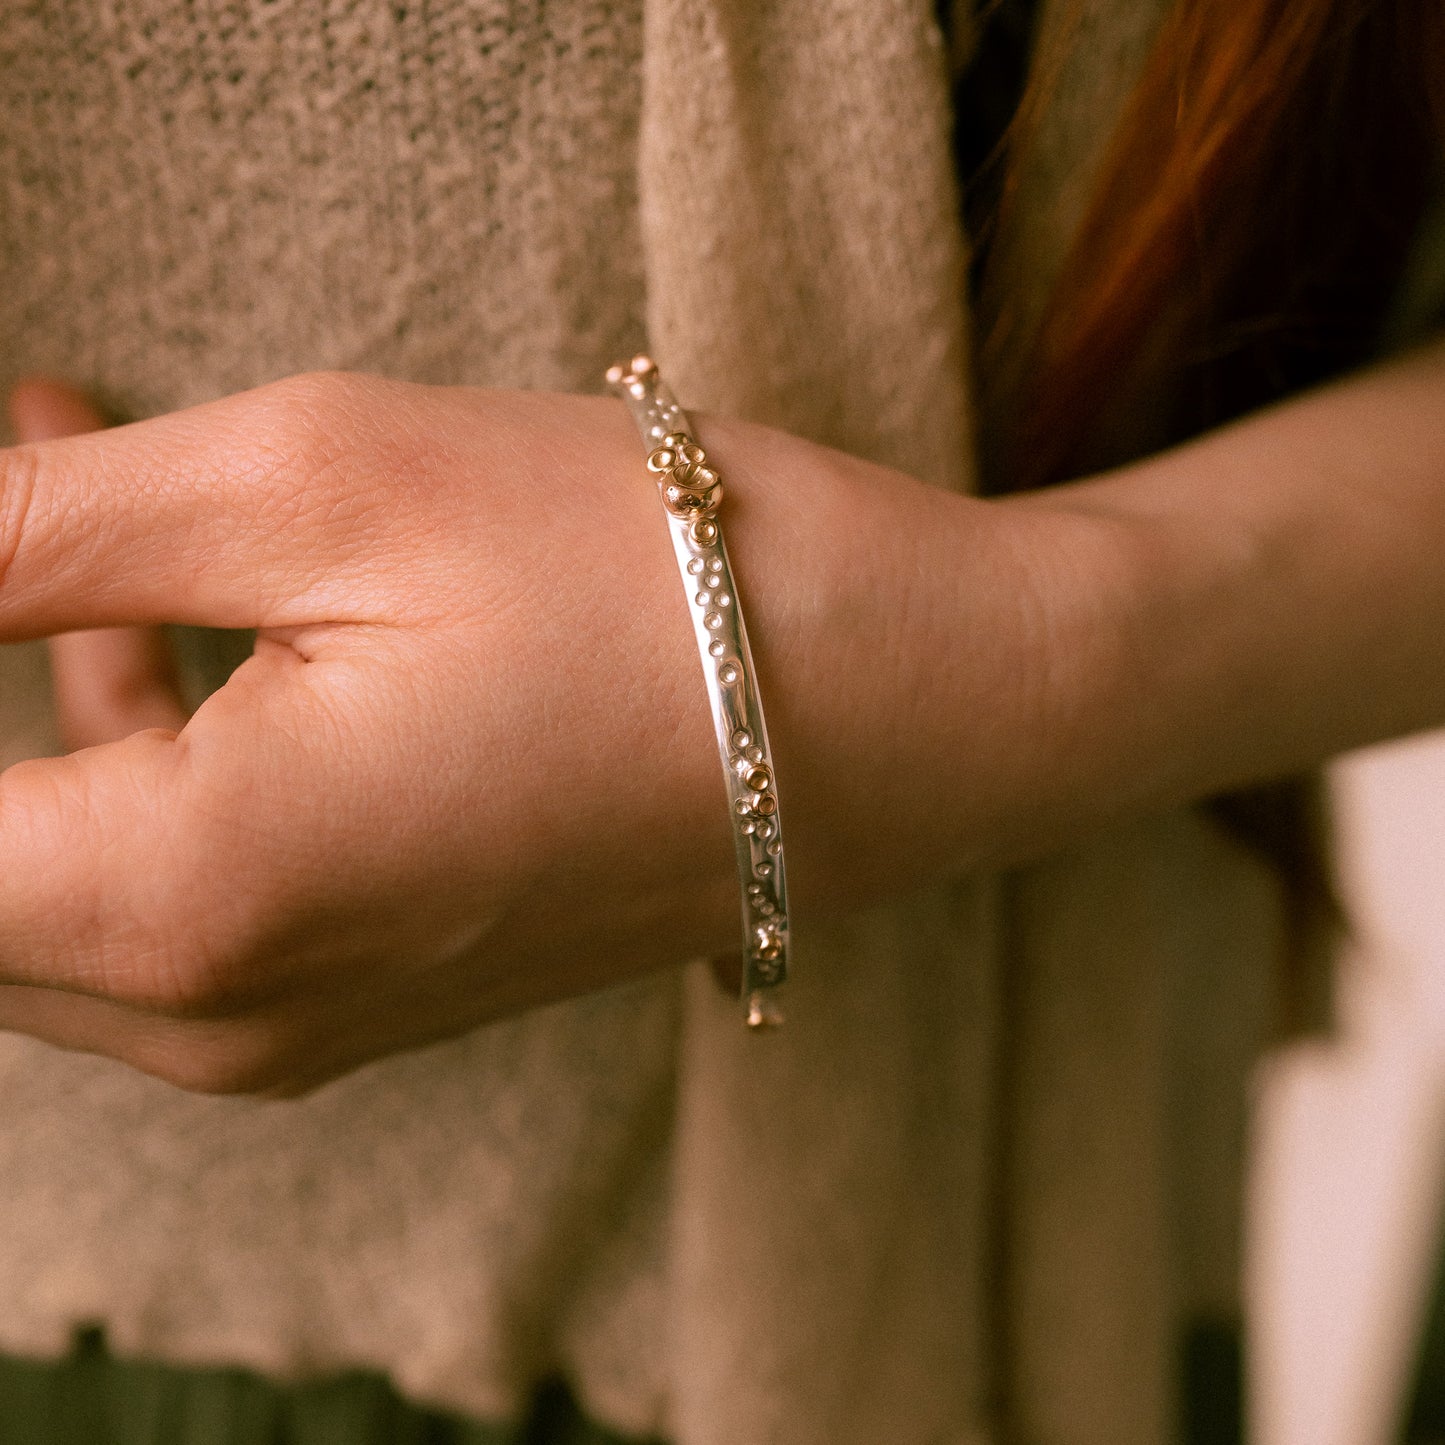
{"left": 1250, "top": 730, "right": 1445, "bottom": 1445}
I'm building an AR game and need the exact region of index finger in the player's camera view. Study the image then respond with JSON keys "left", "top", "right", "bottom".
{"left": 0, "top": 373, "right": 395, "bottom": 638}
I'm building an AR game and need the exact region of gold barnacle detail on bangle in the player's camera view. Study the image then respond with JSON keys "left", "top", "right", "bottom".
{"left": 753, "top": 921, "right": 785, "bottom": 963}
{"left": 608, "top": 355, "right": 787, "bottom": 1028}
{"left": 663, "top": 477, "right": 722, "bottom": 519}
{"left": 747, "top": 991, "right": 784, "bottom": 1028}
{"left": 649, "top": 431, "right": 723, "bottom": 520}
{"left": 731, "top": 743, "right": 778, "bottom": 832}
{"left": 646, "top": 437, "right": 704, "bottom": 471}
{"left": 607, "top": 354, "right": 657, "bottom": 388}
{"left": 666, "top": 475, "right": 721, "bottom": 518}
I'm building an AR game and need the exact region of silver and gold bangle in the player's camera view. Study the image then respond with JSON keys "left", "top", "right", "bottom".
{"left": 606, "top": 355, "right": 790, "bottom": 1029}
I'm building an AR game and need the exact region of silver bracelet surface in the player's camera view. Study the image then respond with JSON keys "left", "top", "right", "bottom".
{"left": 606, "top": 356, "right": 790, "bottom": 1029}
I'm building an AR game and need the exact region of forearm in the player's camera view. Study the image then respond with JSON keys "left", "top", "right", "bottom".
{"left": 1047, "top": 335, "right": 1445, "bottom": 806}
{"left": 9, "top": 355, "right": 1442, "bottom": 1076}
{"left": 715, "top": 335, "right": 1445, "bottom": 918}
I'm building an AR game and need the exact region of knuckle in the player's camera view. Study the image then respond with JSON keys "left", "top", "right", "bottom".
{"left": 244, "top": 378, "right": 350, "bottom": 483}
{"left": 97, "top": 875, "right": 258, "bottom": 1022}
{"left": 277, "top": 368, "right": 377, "bottom": 414}
{"left": 180, "top": 810, "right": 303, "bottom": 974}
{"left": 239, "top": 372, "right": 412, "bottom": 545}
{"left": 255, "top": 371, "right": 380, "bottom": 455}
{"left": 105, "top": 938, "right": 249, "bottom": 1020}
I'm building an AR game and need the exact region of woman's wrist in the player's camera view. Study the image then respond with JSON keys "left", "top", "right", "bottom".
{"left": 703, "top": 335, "right": 1445, "bottom": 920}
{"left": 684, "top": 414, "right": 1125, "bottom": 910}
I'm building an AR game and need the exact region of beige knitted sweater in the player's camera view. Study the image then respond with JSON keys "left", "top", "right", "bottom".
{"left": 0, "top": 3, "right": 1282, "bottom": 1443}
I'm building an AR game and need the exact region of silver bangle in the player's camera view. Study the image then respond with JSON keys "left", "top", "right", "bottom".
{"left": 606, "top": 355, "right": 790, "bottom": 1029}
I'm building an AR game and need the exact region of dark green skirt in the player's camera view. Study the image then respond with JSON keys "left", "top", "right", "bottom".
{"left": 0, "top": 1330, "right": 661, "bottom": 1445}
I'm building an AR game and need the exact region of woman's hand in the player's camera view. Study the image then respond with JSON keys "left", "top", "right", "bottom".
{"left": 3, "top": 368, "right": 1045, "bottom": 1096}
{"left": 8, "top": 342, "right": 1445, "bottom": 1096}
{"left": 0, "top": 372, "right": 816, "bottom": 1093}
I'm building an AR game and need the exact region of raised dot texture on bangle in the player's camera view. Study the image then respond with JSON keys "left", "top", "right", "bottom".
{"left": 607, "top": 355, "right": 790, "bottom": 1029}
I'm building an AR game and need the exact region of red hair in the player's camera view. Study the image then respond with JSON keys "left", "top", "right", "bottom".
{"left": 983, "top": 0, "right": 1445, "bottom": 1028}
{"left": 991, "top": 0, "right": 1445, "bottom": 483}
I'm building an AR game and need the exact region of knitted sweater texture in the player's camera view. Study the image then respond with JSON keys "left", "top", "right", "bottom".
{"left": 0, "top": 4, "right": 1274, "bottom": 1443}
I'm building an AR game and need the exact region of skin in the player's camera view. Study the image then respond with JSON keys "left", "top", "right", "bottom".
{"left": 3, "top": 341, "right": 1444, "bottom": 1094}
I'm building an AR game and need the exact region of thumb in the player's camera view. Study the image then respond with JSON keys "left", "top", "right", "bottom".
{"left": 10, "top": 379, "right": 190, "bottom": 748}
